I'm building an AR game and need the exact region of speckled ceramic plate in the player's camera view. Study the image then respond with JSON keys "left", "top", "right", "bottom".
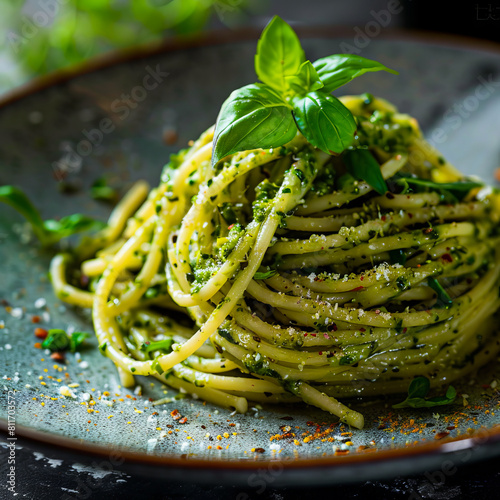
{"left": 2, "top": 29, "right": 500, "bottom": 486}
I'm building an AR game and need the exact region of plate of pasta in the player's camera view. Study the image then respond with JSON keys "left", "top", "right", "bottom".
{"left": 1, "top": 19, "right": 500, "bottom": 485}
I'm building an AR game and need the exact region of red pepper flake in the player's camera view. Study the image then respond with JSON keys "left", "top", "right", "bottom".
{"left": 34, "top": 328, "right": 48, "bottom": 339}
{"left": 360, "top": 276, "right": 364, "bottom": 281}
{"left": 334, "top": 449, "right": 350, "bottom": 456}
{"left": 227, "top": 224, "right": 235, "bottom": 230}
{"left": 381, "top": 215, "right": 386, "bottom": 222}
{"left": 34, "top": 342, "right": 42, "bottom": 349}
{"left": 434, "top": 431, "right": 450, "bottom": 440}
{"left": 171, "top": 409, "right": 181, "bottom": 420}
{"left": 408, "top": 213, "right": 413, "bottom": 219}
{"left": 50, "top": 352, "right": 65, "bottom": 362}
{"left": 31, "top": 315, "right": 41, "bottom": 324}
{"left": 441, "top": 253, "right": 453, "bottom": 263}
{"left": 178, "top": 417, "right": 188, "bottom": 425}
{"left": 253, "top": 447, "right": 265, "bottom": 453}
{"left": 446, "top": 425, "right": 456, "bottom": 431}
{"left": 495, "top": 167, "right": 500, "bottom": 183}
{"left": 359, "top": 328, "right": 366, "bottom": 333}
{"left": 349, "top": 286, "right": 364, "bottom": 292}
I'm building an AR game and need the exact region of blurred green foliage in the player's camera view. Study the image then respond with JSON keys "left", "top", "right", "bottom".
{"left": 2, "top": 0, "right": 261, "bottom": 90}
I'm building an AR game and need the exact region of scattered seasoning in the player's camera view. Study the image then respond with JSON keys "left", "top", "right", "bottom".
{"left": 495, "top": 167, "right": 500, "bottom": 183}
{"left": 434, "top": 431, "right": 450, "bottom": 440}
{"left": 34, "top": 328, "right": 48, "bottom": 339}
{"left": 50, "top": 352, "right": 65, "bottom": 362}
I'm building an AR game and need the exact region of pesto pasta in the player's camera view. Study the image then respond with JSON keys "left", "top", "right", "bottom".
{"left": 50, "top": 94, "right": 500, "bottom": 429}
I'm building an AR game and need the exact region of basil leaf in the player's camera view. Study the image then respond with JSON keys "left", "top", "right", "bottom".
{"left": 392, "top": 376, "right": 457, "bottom": 409}
{"left": 343, "top": 148, "right": 388, "bottom": 195}
{"left": 255, "top": 15, "right": 305, "bottom": 92}
{"left": 212, "top": 83, "right": 297, "bottom": 167}
{"left": 285, "top": 60, "right": 324, "bottom": 95}
{"left": 292, "top": 91, "right": 357, "bottom": 155}
{"left": 313, "top": 54, "right": 398, "bottom": 93}
{"left": 0, "top": 185, "right": 48, "bottom": 243}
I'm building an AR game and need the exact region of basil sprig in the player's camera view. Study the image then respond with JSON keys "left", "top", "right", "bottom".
{"left": 392, "top": 376, "right": 457, "bottom": 409}
{"left": 212, "top": 15, "right": 397, "bottom": 170}
{"left": 0, "top": 185, "right": 103, "bottom": 246}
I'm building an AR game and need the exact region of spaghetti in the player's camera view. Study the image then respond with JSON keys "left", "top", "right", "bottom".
{"left": 51, "top": 95, "right": 500, "bottom": 429}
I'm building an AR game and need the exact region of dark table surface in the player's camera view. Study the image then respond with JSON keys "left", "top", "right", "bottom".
{"left": 1, "top": 437, "right": 500, "bottom": 499}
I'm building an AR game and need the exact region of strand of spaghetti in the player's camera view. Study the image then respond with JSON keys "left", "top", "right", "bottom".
{"left": 50, "top": 253, "right": 95, "bottom": 307}
{"left": 272, "top": 202, "right": 489, "bottom": 256}
{"left": 152, "top": 372, "right": 249, "bottom": 413}
{"left": 166, "top": 220, "right": 261, "bottom": 306}
{"left": 173, "top": 135, "right": 307, "bottom": 288}
{"left": 156, "top": 150, "right": 325, "bottom": 372}
{"left": 123, "top": 140, "right": 213, "bottom": 238}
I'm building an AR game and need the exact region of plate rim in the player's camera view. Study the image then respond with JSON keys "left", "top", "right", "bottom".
{"left": 2, "top": 25, "right": 500, "bottom": 475}
{"left": 2, "top": 25, "right": 500, "bottom": 109}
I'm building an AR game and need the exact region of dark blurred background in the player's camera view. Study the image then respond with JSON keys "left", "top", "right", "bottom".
{"left": 2, "top": 0, "right": 500, "bottom": 95}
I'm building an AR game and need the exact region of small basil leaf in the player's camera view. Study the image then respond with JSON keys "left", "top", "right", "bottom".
{"left": 285, "top": 60, "right": 324, "bottom": 95}
{"left": 255, "top": 15, "right": 305, "bottom": 92}
{"left": 292, "top": 91, "right": 357, "bottom": 155}
{"left": 313, "top": 54, "right": 398, "bottom": 93}
{"left": 0, "top": 185, "right": 48, "bottom": 243}
{"left": 343, "top": 148, "right": 388, "bottom": 195}
{"left": 408, "top": 376, "right": 430, "bottom": 399}
{"left": 392, "top": 377, "right": 457, "bottom": 409}
{"left": 212, "top": 83, "right": 297, "bottom": 167}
